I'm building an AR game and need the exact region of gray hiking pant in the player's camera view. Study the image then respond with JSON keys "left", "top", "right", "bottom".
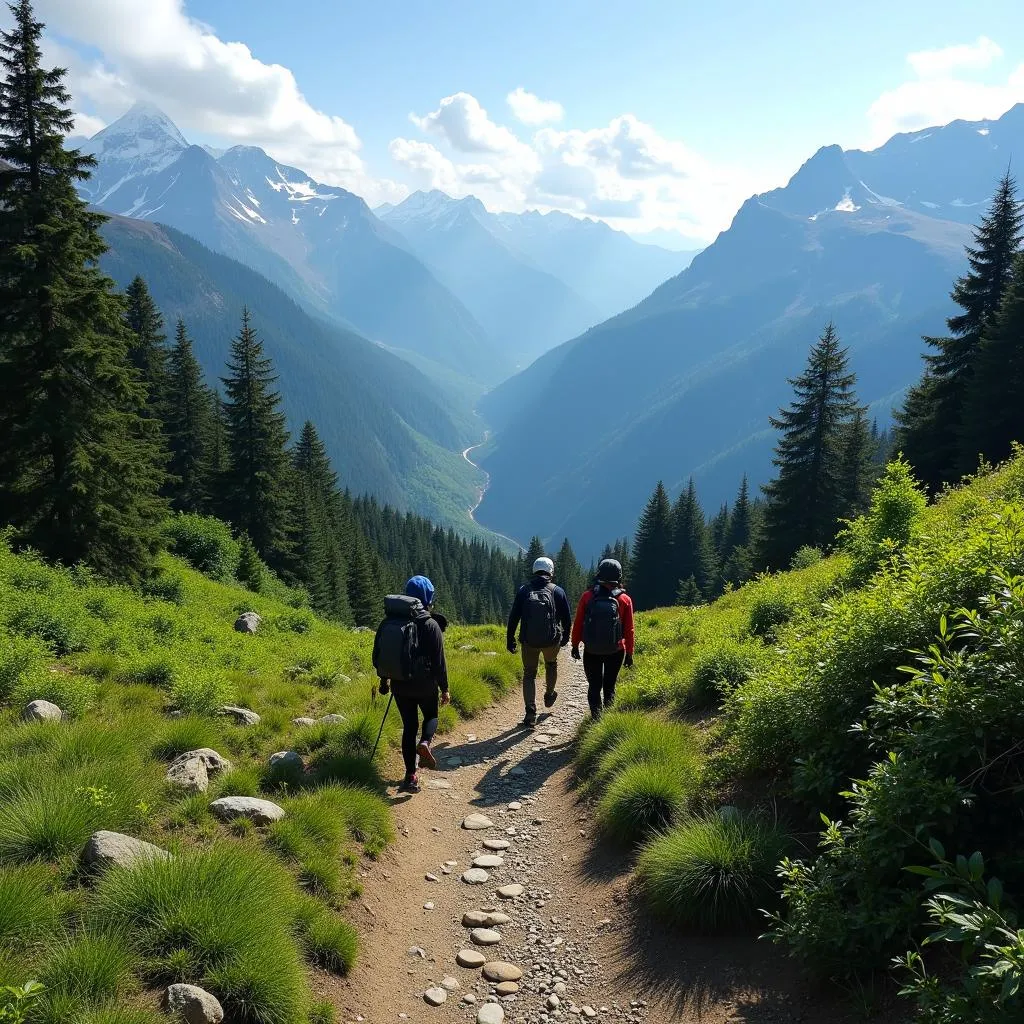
{"left": 521, "top": 644, "right": 559, "bottom": 715}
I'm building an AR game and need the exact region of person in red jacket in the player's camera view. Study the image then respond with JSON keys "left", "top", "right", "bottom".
{"left": 570, "top": 558, "right": 635, "bottom": 718}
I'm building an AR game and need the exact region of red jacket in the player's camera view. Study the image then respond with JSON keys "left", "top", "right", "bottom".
{"left": 571, "top": 586, "right": 635, "bottom": 655}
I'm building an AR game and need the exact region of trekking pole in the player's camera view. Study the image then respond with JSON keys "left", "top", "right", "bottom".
{"left": 370, "top": 693, "right": 394, "bottom": 761}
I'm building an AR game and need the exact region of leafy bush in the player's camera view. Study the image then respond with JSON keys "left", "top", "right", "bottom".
{"left": 6, "top": 594, "right": 92, "bottom": 657}
{"left": 596, "top": 759, "right": 695, "bottom": 843}
{"left": 747, "top": 590, "right": 797, "bottom": 641}
{"left": 11, "top": 670, "right": 98, "bottom": 719}
{"left": 170, "top": 667, "right": 234, "bottom": 716}
{"left": 789, "top": 545, "right": 823, "bottom": 570}
{"left": 165, "top": 515, "right": 240, "bottom": 582}
{"left": 678, "top": 638, "right": 766, "bottom": 711}
{"left": 637, "top": 810, "right": 790, "bottom": 932}
{"left": 0, "top": 634, "right": 49, "bottom": 700}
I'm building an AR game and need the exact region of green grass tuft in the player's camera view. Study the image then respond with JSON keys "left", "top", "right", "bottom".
{"left": 38, "top": 929, "right": 139, "bottom": 1005}
{"left": 596, "top": 759, "right": 696, "bottom": 844}
{"left": 0, "top": 863, "right": 61, "bottom": 941}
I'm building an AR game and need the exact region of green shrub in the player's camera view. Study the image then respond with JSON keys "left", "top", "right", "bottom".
{"left": 165, "top": 515, "right": 239, "bottom": 582}
{"left": 11, "top": 670, "right": 98, "bottom": 719}
{"left": 170, "top": 668, "right": 234, "bottom": 716}
{"left": 591, "top": 718, "right": 701, "bottom": 791}
{"left": 38, "top": 930, "right": 138, "bottom": 1005}
{"left": 447, "top": 672, "right": 491, "bottom": 716}
{"left": 679, "top": 639, "right": 765, "bottom": 711}
{"left": 596, "top": 759, "right": 697, "bottom": 844}
{"left": 80, "top": 1009, "right": 165, "bottom": 1024}
{"left": 574, "top": 711, "right": 649, "bottom": 777}
{"left": 0, "top": 863, "right": 60, "bottom": 942}
{"left": 236, "top": 536, "right": 267, "bottom": 594}
{"left": 295, "top": 900, "right": 358, "bottom": 974}
{"left": 0, "top": 634, "right": 49, "bottom": 700}
{"left": 789, "top": 546, "right": 823, "bottom": 570}
{"left": 748, "top": 591, "right": 797, "bottom": 641}
{"left": 637, "top": 810, "right": 790, "bottom": 931}
{"left": 307, "top": 1002, "right": 336, "bottom": 1024}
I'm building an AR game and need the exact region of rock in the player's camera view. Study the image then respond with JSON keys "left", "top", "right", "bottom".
{"left": 427, "top": 779, "right": 451, "bottom": 790}
{"left": 424, "top": 987, "right": 447, "bottom": 1006}
{"left": 425, "top": 873, "right": 439, "bottom": 882}
{"left": 456, "top": 948, "right": 486, "bottom": 968}
{"left": 462, "top": 993, "right": 477, "bottom": 1005}
{"left": 534, "top": 734, "right": 551, "bottom": 745}
{"left": 21, "top": 699, "right": 62, "bottom": 722}
{"left": 462, "top": 813, "right": 494, "bottom": 830}
{"left": 165, "top": 984, "right": 224, "bottom": 1024}
{"left": 318, "top": 713, "right": 347, "bottom": 725}
{"left": 470, "top": 928, "right": 501, "bottom": 946}
{"left": 352, "top": 625, "right": 372, "bottom": 633}
{"left": 217, "top": 705, "right": 260, "bottom": 726}
{"left": 462, "top": 910, "right": 511, "bottom": 928}
{"left": 441, "top": 976, "right": 460, "bottom": 992}
{"left": 268, "top": 750, "right": 303, "bottom": 772}
{"left": 497, "top": 883, "right": 524, "bottom": 899}
{"left": 483, "top": 838, "right": 510, "bottom": 851}
{"left": 165, "top": 748, "right": 232, "bottom": 793}
{"left": 482, "top": 962, "right": 523, "bottom": 983}
{"left": 581, "top": 1007, "right": 598, "bottom": 1019}
{"left": 472, "top": 854, "right": 504, "bottom": 869}
{"left": 423, "top": 901, "right": 435, "bottom": 911}
{"left": 233, "top": 612, "right": 262, "bottom": 634}
{"left": 477, "top": 1004, "right": 504, "bottom": 1024}
{"left": 462, "top": 868, "right": 489, "bottom": 884}
{"left": 81, "top": 831, "right": 169, "bottom": 873}
{"left": 292, "top": 716, "right": 316, "bottom": 727}
{"left": 507, "top": 801, "right": 522, "bottom": 811}
{"left": 209, "top": 796, "right": 285, "bottom": 825}
{"left": 547, "top": 994, "right": 561, "bottom": 1010}
{"left": 495, "top": 982, "right": 519, "bottom": 995}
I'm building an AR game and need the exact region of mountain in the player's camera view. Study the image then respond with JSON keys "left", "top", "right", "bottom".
{"left": 381, "top": 192, "right": 695, "bottom": 364}
{"left": 79, "top": 105, "right": 503, "bottom": 384}
{"left": 380, "top": 191, "right": 600, "bottom": 368}
{"left": 98, "top": 215, "right": 489, "bottom": 537}
{"left": 476, "top": 106, "right": 1024, "bottom": 557}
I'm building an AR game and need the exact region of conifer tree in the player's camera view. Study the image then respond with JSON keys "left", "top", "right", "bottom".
{"left": 164, "top": 319, "right": 212, "bottom": 513}
{"left": 524, "top": 536, "right": 546, "bottom": 576}
{"left": 347, "top": 540, "right": 378, "bottom": 627}
{"left": 631, "top": 481, "right": 674, "bottom": 610}
{"left": 897, "top": 172, "right": 1023, "bottom": 489}
{"left": 959, "top": 253, "right": 1024, "bottom": 469}
{"left": 0, "top": 1, "right": 166, "bottom": 581}
{"left": 838, "top": 407, "right": 874, "bottom": 517}
{"left": 720, "top": 476, "right": 755, "bottom": 588}
{"left": 671, "top": 479, "right": 717, "bottom": 601}
{"left": 709, "top": 504, "right": 730, "bottom": 559}
{"left": 759, "top": 323, "right": 860, "bottom": 568}
{"left": 124, "top": 275, "right": 168, "bottom": 415}
{"left": 236, "top": 533, "right": 265, "bottom": 593}
{"left": 554, "top": 537, "right": 584, "bottom": 607}
{"left": 206, "top": 388, "right": 228, "bottom": 489}
{"left": 221, "top": 308, "right": 292, "bottom": 567}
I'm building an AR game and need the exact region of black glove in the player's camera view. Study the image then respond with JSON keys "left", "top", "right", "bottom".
{"left": 378, "top": 679, "right": 390, "bottom": 696}
{"left": 571, "top": 646, "right": 581, "bottom": 661}
{"left": 624, "top": 653, "right": 634, "bottom": 669}
{"left": 507, "top": 639, "right": 517, "bottom": 654}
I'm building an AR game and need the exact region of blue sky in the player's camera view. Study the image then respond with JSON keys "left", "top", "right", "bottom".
{"left": 28, "top": 0, "right": 1024, "bottom": 245}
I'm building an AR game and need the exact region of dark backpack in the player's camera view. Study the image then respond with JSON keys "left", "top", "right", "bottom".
{"left": 520, "top": 582, "right": 560, "bottom": 647}
{"left": 374, "top": 595, "right": 422, "bottom": 682}
{"left": 583, "top": 585, "right": 623, "bottom": 655}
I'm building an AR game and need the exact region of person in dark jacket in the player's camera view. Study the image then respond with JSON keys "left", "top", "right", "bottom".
{"left": 506, "top": 556, "right": 572, "bottom": 727}
{"left": 372, "top": 575, "right": 450, "bottom": 793}
{"left": 571, "top": 558, "right": 635, "bottom": 719}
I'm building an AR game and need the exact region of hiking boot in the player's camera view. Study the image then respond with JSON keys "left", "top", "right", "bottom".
{"left": 543, "top": 689, "right": 558, "bottom": 708}
{"left": 522, "top": 712, "right": 537, "bottom": 729}
{"left": 416, "top": 740, "right": 437, "bottom": 770}
{"left": 398, "top": 773, "right": 420, "bottom": 794}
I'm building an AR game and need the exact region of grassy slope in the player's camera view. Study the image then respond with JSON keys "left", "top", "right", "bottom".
{"left": 575, "top": 450, "right": 1024, "bottom": 935}
{"left": 0, "top": 540, "right": 520, "bottom": 1024}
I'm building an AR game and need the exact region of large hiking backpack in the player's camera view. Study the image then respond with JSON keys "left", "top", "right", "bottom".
{"left": 374, "top": 595, "right": 422, "bottom": 682}
{"left": 520, "top": 582, "right": 561, "bottom": 647}
{"left": 583, "top": 585, "right": 623, "bottom": 655}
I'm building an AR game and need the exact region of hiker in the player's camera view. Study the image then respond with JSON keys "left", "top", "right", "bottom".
{"left": 570, "top": 558, "right": 635, "bottom": 719}
{"left": 506, "top": 555, "right": 573, "bottom": 727}
{"left": 372, "top": 575, "right": 450, "bottom": 793}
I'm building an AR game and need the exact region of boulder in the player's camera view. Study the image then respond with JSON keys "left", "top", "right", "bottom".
{"left": 233, "top": 612, "right": 261, "bottom": 634}
{"left": 81, "top": 831, "right": 169, "bottom": 873}
{"left": 217, "top": 706, "right": 261, "bottom": 726}
{"left": 268, "top": 750, "right": 304, "bottom": 772}
{"left": 21, "top": 699, "right": 63, "bottom": 722}
{"left": 292, "top": 716, "right": 316, "bottom": 727}
{"left": 209, "top": 796, "right": 285, "bottom": 825}
{"left": 164, "top": 983, "right": 224, "bottom": 1024}
{"left": 318, "top": 713, "right": 347, "bottom": 725}
{"left": 166, "top": 748, "right": 232, "bottom": 793}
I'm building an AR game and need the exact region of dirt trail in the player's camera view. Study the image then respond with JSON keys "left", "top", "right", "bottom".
{"left": 325, "top": 653, "right": 863, "bottom": 1024}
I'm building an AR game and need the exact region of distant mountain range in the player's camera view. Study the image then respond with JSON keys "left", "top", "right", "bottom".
{"left": 97, "top": 215, "right": 490, "bottom": 540}
{"left": 78, "top": 105, "right": 690, "bottom": 385}
{"left": 476, "top": 104, "right": 1024, "bottom": 556}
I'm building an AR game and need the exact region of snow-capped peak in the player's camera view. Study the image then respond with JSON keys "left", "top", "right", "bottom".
{"left": 80, "top": 102, "right": 188, "bottom": 175}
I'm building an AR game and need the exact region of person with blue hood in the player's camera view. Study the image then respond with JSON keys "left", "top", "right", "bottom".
{"left": 372, "top": 574, "right": 450, "bottom": 793}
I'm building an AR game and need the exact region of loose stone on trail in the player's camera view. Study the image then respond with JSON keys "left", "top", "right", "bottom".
{"left": 470, "top": 927, "right": 501, "bottom": 945}
{"left": 477, "top": 1004, "right": 505, "bottom": 1024}
{"left": 472, "top": 854, "right": 504, "bottom": 868}
{"left": 423, "top": 986, "right": 447, "bottom": 1006}
{"left": 483, "top": 838, "right": 510, "bottom": 851}
{"left": 497, "top": 883, "right": 524, "bottom": 899}
{"left": 456, "top": 948, "right": 486, "bottom": 968}
{"left": 482, "top": 962, "right": 523, "bottom": 982}
{"left": 462, "top": 868, "right": 490, "bottom": 884}
{"left": 462, "top": 813, "right": 494, "bottom": 830}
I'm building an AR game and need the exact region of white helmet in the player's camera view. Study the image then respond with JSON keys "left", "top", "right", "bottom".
{"left": 532, "top": 556, "right": 554, "bottom": 576}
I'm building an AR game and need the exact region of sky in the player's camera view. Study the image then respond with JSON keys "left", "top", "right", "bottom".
{"left": 22, "top": 0, "right": 1024, "bottom": 247}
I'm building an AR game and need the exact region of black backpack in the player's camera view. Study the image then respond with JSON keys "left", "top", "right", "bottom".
{"left": 583, "top": 585, "right": 623, "bottom": 655}
{"left": 520, "top": 582, "right": 560, "bottom": 647}
{"left": 374, "top": 595, "right": 422, "bottom": 682}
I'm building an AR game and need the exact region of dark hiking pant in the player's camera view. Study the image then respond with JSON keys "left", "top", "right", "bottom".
{"left": 521, "top": 644, "right": 560, "bottom": 715}
{"left": 583, "top": 651, "right": 625, "bottom": 717}
{"left": 395, "top": 692, "right": 439, "bottom": 776}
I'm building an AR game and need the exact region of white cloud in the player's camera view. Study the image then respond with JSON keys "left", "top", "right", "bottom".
{"left": 71, "top": 111, "right": 106, "bottom": 137}
{"left": 393, "top": 94, "right": 762, "bottom": 243}
{"left": 506, "top": 87, "right": 563, "bottom": 126}
{"left": 907, "top": 36, "right": 1002, "bottom": 78}
{"left": 866, "top": 37, "right": 1024, "bottom": 146}
{"left": 29, "top": 0, "right": 407, "bottom": 203}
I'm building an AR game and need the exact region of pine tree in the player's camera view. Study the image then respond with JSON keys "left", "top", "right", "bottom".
{"left": 554, "top": 537, "right": 584, "bottom": 607}
{"left": 897, "top": 172, "right": 1023, "bottom": 489}
{"left": 236, "top": 533, "right": 265, "bottom": 593}
{"left": 671, "top": 479, "right": 717, "bottom": 600}
{"left": 0, "top": 1, "right": 166, "bottom": 581}
{"left": 838, "top": 407, "right": 874, "bottom": 518}
{"left": 759, "top": 323, "right": 860, "bottom": 568}
{"left": 524, "top": 536, "right": 546, "bottom": 575}
{"left": 164, "top": 319, "right": 212, "bottom": 513}
{"left": 631, "top": 481, "right": 674, "bottom": 611}
{"left": 124, "top": 275, "right": 168, "bottom": 415}
{"left": 221, "top": 308, "right": 292, "bottom": 567}
{"left": 725, "top": 476, "right": 752, "bottom": 554}
{"left": 959, "top": 253, "right": 1024, "bottom": 470}
{"left": 347, "top": 539, "right": 378, "bottom": 627}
